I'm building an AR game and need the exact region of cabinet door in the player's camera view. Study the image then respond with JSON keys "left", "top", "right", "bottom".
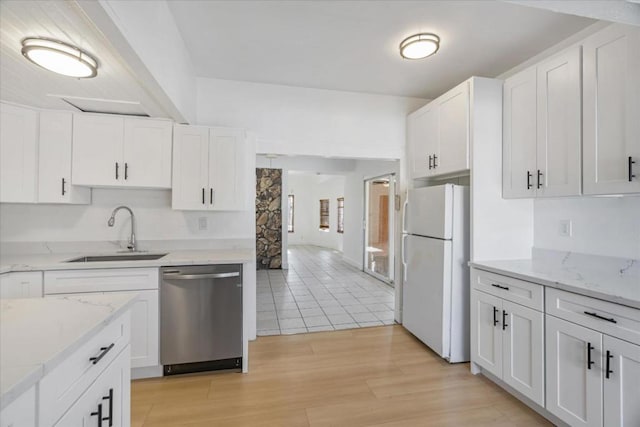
{"left": 603, "top": 335, "right": 640, "bottom": 427}
{"left": 123, "top": 118, "right": 172, "bottom": 188}
{"left": 470, "top": 290, "right": 502, "bottom": 378}
{"left": 0, "top": 385, "right": 36, "bottom": 427}
{"left": 407, "top": 106, "right": 437, "bottom": 179}
{"left": 536, "top": 46, "right": 582, "bottom": 197}
{"left": 546, "top": 315, "right": 603, "bottom": 427}
{"left": 120, "top": 289, "right": 159, "bottom": 368}
{"left": 502, "top": 301, "right": 544, "bottom": 406}
{"left": 209, "top": 128, "right": 247, "bottom": 211}
{"left": 583, "top": 24, "right": 640, "bottom": 195}
{"left": 436, "top": 81, "right": 469, "bottom": 176}
{"left": 503, "top": 67, "right": 537, "bottom": 198}
{"left": 72, "top": 114, "right": 124, "bottom": 187}
{"left": 171, "top": 125, "right": 210, "bottom": 210}
{"left": 0, "top": 272, "right": 42, "bottom": 299}
{"left": 0, "top": 103, "right": 38, "bottom": 203}
{"left": 53, "top": 345, "right": 130, "bottom": 427}
{"left": 38, "top": 111, "right": 91, "bottom": 204}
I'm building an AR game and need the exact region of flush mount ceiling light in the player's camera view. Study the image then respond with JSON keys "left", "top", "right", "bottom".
{"left": 21, "top": 38, "right": 98, "bottom": 78}
{"left": 399, "top": 33, "right": 440, "bottom": 60}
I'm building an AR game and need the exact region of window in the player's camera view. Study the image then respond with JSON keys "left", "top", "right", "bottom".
{"left": 319, "top": 199, "right": 330, "bottom": 230}
{"left": 287, "top": 195, "right": 295, "bottom": 233}
{"left": 337, "top": 197, "right": 344, "bottom": 233}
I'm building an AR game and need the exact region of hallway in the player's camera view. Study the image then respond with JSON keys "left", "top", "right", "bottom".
{"left": 256, "top": 245, "right": 395, "bottom": 336}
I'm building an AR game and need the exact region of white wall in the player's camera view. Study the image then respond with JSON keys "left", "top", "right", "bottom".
{"left": 288, "top": 174, "right": 345, "bottom": 251}
{"left": 534, "top": 196, "right": 640, "bottom": 259}
{"left": 0, "top": 188, "right": 254, "bottom": 244}
{"left": 197, "top": 77, "right": 426, "bottom": 159}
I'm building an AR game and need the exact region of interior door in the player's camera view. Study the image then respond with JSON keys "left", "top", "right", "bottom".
{"left": 546, "top": 315, "right": 603, "bottom": 427}
{"left": 364, "top": 175, "right": 395, "bottom": 283}
{"left": 72, "top": 114, "right": 124, "bottom": 187}
{"left": 402, "top": 235, "right": 451, "bottom": 358}
{"left": 583, "top": 24, "right": 640, "bottom": 195}
{"left": 536, "top": 46, "right": 582, "bottom": 197}
{"left": 603, "top": 335, "right": 640, "bottom": 427}
{"left": 470, "top": 290, "right": 502, "bottom": 378}
{"left": 123, "top": 118, "right": 172, "bottom": 188}
{"left": 503, "top": 67, "right": 537, "bottom": 198}
{"left": 171, "top": 125, "right": 210, "bottom": 210}
{"left": 502, "top": 300, "right": 544, "bottom": 406}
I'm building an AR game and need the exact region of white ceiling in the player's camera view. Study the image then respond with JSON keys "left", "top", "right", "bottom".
{"left": 168, "top": 0, "right": 595, "bottom": 98}
{"left": 0, "top": 0, "right": 172, "bottom": 117}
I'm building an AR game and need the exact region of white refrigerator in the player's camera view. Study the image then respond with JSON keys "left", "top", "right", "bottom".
{"left": 401, "top": 184, "right": 470, "bottom": 363}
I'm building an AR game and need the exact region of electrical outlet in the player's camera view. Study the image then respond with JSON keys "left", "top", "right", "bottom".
{"left": 559, "top": 220, "right": 572, "bottom": 237}
{"left": 198, "top": 217, "right": 208, "bottom": 231}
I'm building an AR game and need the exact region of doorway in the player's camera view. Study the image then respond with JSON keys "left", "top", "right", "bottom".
{"left": 364, "top": 174, "right": 395, "bottom": 284}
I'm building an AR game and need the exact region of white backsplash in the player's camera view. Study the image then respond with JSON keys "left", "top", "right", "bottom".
{"left": 534, "top": 195, "right": 640, "bottom": 259}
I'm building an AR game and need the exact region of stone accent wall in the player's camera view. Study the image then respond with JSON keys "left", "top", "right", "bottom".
{"left": 256, "top": 168, "right": 282, "bottom": 269}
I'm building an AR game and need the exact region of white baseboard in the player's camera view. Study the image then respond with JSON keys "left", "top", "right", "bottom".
{"left": 132, "top": 365, "right": 163, "bottom": 380}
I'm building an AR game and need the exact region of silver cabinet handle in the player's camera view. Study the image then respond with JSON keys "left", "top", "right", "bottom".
{"left": 163, "top": 272, "right": 240, "bottom": 280}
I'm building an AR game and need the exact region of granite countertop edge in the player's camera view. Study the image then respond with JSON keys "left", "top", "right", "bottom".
{"left": 469, "top": 261, "right": 640, "bottom": 310}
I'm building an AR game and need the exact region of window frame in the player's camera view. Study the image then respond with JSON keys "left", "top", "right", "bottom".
{"left": 319, "top": 199, "right": 330, "bottom": 230}
{"left": 287, "top": 194, "right": 295, "bottom": 233}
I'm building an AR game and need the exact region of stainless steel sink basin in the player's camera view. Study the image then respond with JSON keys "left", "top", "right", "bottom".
{"left": 65, "top": 253, "right": 168, "bottom": 263}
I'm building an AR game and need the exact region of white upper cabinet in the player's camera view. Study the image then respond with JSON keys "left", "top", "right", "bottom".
{"left": 38, "top": 111, "right": 91, "bottom": 204}
{"left": 407, "top": 107, "right": 436, "bottom": 179}
{"left": 122, "top": 118, "right": 172, "bottom": 188}
{"left": 0, "top": 103, "right": 38, "bottom": 203}
{"left": 503, "top": 67, "right": 537, "bottom": 198}
{"left": 209, "top": 127, "right": 247, "bottom": 211}
{"left": 172, "top": 125, "right": 209, "bottom": 210}
{"left": 72, "top": 114, "right": 172, "bottom": 189}
{"left": 536, "top": 46, "right": 582, "bottom": 197}
{"left": 172, "top": 125, "right": 248, "bottom": 211}
{"left": 583, "top": 24, "right": 640, "bottom": 195}
{"left": 407, "top": 79, "right": 470, "bottom": 180}
{"left": 436, "top": 80, "right": 469, "bottom": 176}
{"left": 503, "top": 46, "right": 581, "bottom": 199}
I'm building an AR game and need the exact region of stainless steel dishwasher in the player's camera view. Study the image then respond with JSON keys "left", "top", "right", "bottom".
{"left": 160, "top": 264, "right": 242, "bottom": 375}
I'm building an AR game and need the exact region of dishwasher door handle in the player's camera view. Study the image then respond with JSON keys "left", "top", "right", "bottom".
{"left": 163, "top": 272, "right": 240, "bottom": 280}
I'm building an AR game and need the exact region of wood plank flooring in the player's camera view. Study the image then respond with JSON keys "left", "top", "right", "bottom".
{"left": 132, "top": 325, "right": 551, "bottom": 426}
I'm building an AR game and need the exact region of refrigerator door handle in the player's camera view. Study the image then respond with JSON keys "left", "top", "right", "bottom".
{"left": 401, "top": 234, "right": 408, "bottom": 281}
{"left": 401, "top": 198, "right": 409, "bottom": 234}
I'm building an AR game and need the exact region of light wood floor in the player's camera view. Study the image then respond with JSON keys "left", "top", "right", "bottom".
{"left": 132, "top": 325, "right": 551, "bottom": 426}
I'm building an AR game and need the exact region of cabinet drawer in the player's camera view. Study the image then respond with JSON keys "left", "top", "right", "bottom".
{"left": 471, "top": 268, "right": 544, "bottom": 311}
{"left": 44, "top": 268, "right": 159, "bottom": 294}
{"left": 53, "top": 345, "right": 130, "bottom": 427}
{"left": 546, "top": 288, "right": 640, "bottom": 345}
{"left": 0, "top": 271, "right": 43, "bottom": 298}
{"left": 39, "top": 312, "right": 130, "bottom": 427}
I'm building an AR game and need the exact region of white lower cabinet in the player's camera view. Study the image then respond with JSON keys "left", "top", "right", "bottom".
{"left": 0, "top": 386, "right": 36, "bottom": 427}
{"left": 546, "top": 315, "right": 603, "bottom": 427}
{"left": 546, "top": 313, "right": 640, "bottom": 427}
{"left": 53, "top": 345, "right": 131, "bottom": 427}
{"left": 44, "top": 268, "right": 159, "bottom": 369}
{"left": 471, "top": 289, "right": 544, "bottom": 406}
{"left": 604, "top": 335, "right": 640, "bottom": 427}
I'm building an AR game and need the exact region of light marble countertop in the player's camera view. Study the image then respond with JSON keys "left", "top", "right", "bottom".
{"left": 0, "top": 293, "right": 138, "bottom": 410}
{"left": 470, "top": 249, "right": 640, "bottom": 309}
{"left": 0, "top": 248, "right": 255, "bottom": 275}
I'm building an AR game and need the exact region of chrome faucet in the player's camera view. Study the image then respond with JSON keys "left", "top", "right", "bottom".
{"left": 107, "top": 206, "right": 137, "bottom": 252}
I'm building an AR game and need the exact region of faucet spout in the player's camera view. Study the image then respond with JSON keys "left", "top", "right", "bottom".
{"left": 107, "top": 206, "right": 137, "bottom": 252}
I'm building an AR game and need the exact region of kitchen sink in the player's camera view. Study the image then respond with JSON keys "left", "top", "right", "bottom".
{"left": 65, "top": 253, "right": 168, "bottom": 263}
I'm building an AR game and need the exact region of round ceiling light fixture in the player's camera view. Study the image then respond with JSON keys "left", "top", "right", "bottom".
{"left": 21, "top": 38, "right": 98, "bottom": 78}
{"left": 399, "top": 33, "right": 440, "bottom": 60}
